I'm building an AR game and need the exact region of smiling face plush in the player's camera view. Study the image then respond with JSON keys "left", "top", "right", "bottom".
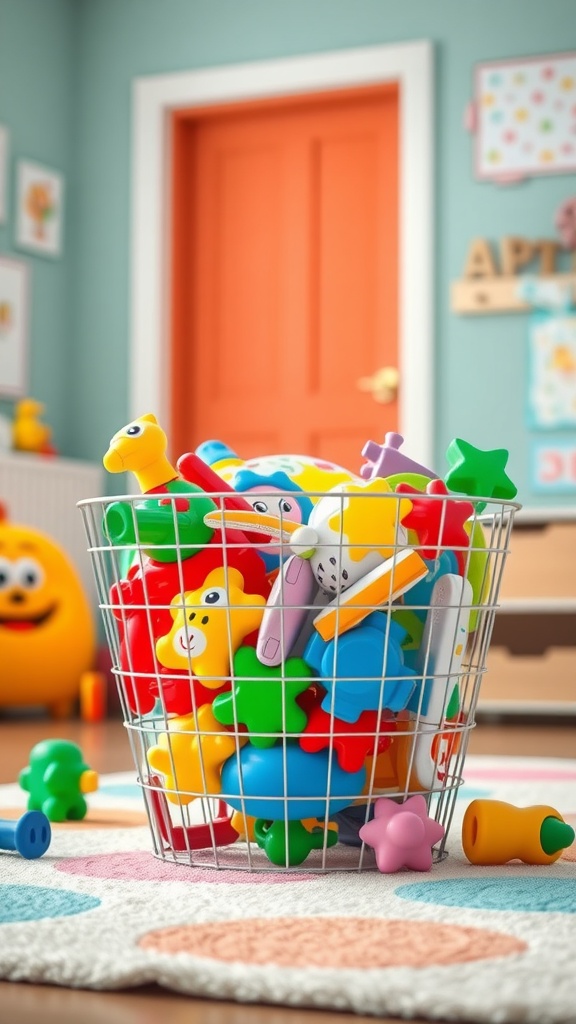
{"left": 0, "top": 518, "right": 95, "bottom": 716}
{"left": 155, "top": 566, "right": 266, "bottom": 686}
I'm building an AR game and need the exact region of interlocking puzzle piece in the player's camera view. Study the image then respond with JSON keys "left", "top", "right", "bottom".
{"left": 19, "top": 740, "right": 98, "bottom": 823}
{"left": 395, "top": 479, "right": 473, "bottom": 572}
{"left": 155, "top": 567, "right": 267, "bottom": 686}
{"left": 359, "top": 794, "right": 446, "bottom": 872}
{"left": 213, "top": 645, "right": 312, "bottom": 747}
{"left": 146, "top": 705, "right": 244, "bottom": 805}
{"left": 299, "top": 704, "right": 396, "bottom": 773}
{"left": 304, "top": 611, "right": 417, "bottom": 723}
{"left": 221, "top": 743, "right": 366, "bottom": 820}
{"left": 444, "top": 438, "right": 518, "bottom": 513}
{"left": 254, "top": 818, "right": 338, "bottom": 866}
{"left": 360, "top": 432, "right": 436, "bottom": 482}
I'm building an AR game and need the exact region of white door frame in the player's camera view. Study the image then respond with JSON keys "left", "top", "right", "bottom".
{"left": 131, "top": 41, "right": 434, "bottom": 465}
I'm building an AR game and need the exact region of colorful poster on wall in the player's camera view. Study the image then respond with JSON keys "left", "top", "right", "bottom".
{"left": 531, "top": 438, "right": 576, "bottom": 493}
{"left": 528, "top": 310, "right": 576, "bottom": 428}
{"left": 0, "top": 256, "right": 29, "bottom": 397}
{"left": 15, "top": 161, "right": 65, "bottom": 258}
{"left": 474, "top": 51, "right": 576, "bottom": 181}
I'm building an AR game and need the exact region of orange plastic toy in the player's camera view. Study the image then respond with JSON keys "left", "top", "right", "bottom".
{"left": 462, "top": 799, "right": 575, "bottom": 866}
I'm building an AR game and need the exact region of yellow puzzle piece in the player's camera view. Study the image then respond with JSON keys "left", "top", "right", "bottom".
{"left": 146, "top": 705, "right": 245, "bottom": 805}
{"left": 155, "top": 566, "right": 266, "bottom": 686}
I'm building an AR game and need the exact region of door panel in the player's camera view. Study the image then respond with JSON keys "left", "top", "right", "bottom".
{"left": 171, "top": 85, "right": 398, "bottom": 473}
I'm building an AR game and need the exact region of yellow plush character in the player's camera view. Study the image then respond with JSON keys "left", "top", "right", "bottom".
{"left": 155, "top": 566, "right": 266, "bottom": 686}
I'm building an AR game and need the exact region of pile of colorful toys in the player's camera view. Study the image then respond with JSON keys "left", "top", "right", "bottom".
{"left": 95, "top": 415, "right": 521, "bottom": 869}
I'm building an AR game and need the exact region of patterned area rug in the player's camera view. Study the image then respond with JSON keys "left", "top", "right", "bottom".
{"left": 1, "top": 755, "right": 575, "bottom": 1023}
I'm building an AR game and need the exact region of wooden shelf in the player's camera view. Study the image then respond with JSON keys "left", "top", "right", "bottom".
{"left": 479, "top": 515, "right": 576, "bottom": 716}
{"left": 498, "top": 598, "right": 576, "bottom": 614}
{"left": 451, "top": 272, "right": 576, "bottom": 314}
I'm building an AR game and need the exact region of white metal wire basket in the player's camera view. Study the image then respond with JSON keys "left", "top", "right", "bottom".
{"left": 79, "top": 487, "right": 519, "bottom": 873}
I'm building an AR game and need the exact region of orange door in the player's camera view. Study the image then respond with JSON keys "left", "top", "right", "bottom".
{"left": 171, "top": 84, "right": 398, "bottom": 473}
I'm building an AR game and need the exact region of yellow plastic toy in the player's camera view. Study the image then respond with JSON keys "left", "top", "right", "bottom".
{"left": 147, "top": 705, "right": 246, "bottom": 806}
{"left": 462, "top": 799, "right": 575, "bottom": 865}
{"left": 155, "top": 566, "right": 266, "bottom": 685}
{"left": 0, "top": 510, "right": 96, "bottom": 718}
{"left": 12, "top": 399, "right": 53, "bottom": 454}
{"left": 103, "top": 412, "right": 178, "bottom": 492}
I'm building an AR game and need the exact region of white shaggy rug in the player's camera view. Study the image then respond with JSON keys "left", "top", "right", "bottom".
{"left": 0, "top": 755, "right": 575, "bottom": 1023}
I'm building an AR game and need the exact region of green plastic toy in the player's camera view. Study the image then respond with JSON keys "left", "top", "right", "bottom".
{"left": 103, "top": 485, "right": 217, "bottom": 564}
{"left": 444, "top": 438, "right": 518, "bottom": 513}
{"left": 19, "top": 739, "right": 99, "bottom": 822}
{"left": 254, "top": 818, "right": 338, "bottom": 866}
{"left": 213, "top": 646, "right": 312, "bottom": 748}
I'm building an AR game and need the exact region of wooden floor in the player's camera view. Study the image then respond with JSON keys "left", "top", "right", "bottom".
{"left": 1, "top": 713, "right": 574, "bottom": 1024}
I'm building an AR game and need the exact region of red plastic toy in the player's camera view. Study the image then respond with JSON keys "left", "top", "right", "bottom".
{"left": 396, "top": 478, "right": 473, "bottom": 574}
{"left": 300, "top": 704, "right": 396, "bottom": 773}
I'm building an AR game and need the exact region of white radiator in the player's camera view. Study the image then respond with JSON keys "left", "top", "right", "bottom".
{"left": 0, "top": 451, "right": 103, "bottom": 605}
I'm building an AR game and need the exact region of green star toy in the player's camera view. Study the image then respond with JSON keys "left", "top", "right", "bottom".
{"left": 19, "top": 739, "right": 99, "bottom": 822}
{"left": 213, "top": 646, "right": 312, "bottom": 748}
{"left": 444, "top": 438, "right": 518, "bottom": 513}
{"left": 254, "top": 818, "right": 338, "bottom": 866}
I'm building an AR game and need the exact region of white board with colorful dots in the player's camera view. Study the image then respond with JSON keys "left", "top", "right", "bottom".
{"left": 473, "top": 52, "right": 576, "bottom": 181}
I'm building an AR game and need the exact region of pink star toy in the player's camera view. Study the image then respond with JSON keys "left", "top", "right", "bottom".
{"left": 359, "top": 795, "right": 446, "bottom": 873}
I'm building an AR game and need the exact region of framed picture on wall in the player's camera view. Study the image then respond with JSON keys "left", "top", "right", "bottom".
{"left": 528, "top": 310, "right": 576, "bottom": 429}
{"left": 0, "top": 256, "right": 30, "bottom": 397}
{"left": 471, "top": 51, "right": 576, "bottom": 182}
{"left": 15, "top": 160, "right": 65, "bottom": 257}
{"left": 0, "top": 125, "right": 8, "bottom": 223}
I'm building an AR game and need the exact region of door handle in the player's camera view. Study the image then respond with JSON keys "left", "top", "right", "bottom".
{"left": 356, "top": 366, "right": 399, "bottom": 404}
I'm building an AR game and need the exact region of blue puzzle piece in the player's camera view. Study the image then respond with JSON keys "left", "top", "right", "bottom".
{"left": 304, "top": 611, "right": 417, "bottom": 723}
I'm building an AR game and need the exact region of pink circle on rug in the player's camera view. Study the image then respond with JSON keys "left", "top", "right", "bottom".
{"left": 138, "top": 917, "right": 527, "bottom": 967}
{"left": 464, "top": 767, "right": 576, "bottom": 782}
{"left": 55, "top": 851, "right": 313, "bottom": 883}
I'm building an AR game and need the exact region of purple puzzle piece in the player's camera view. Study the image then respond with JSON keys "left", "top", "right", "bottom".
{"left": 361, "top": 432, "right": 436, "bottom": 481}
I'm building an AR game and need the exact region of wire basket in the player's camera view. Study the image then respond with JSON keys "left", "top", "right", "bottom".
{"left": 79, "top": 487, "right": 519, "bottom": 873}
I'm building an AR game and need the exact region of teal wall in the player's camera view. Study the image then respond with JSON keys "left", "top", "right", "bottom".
{"left": 2, "top": 0, "right": 576, "bottom": 509}
{"left": 0, "top": 0, "right": 76, "bottom": 449}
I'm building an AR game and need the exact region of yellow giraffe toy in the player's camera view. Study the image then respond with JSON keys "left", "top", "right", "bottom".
{"left": 103, "top": 413, "right": 178, "bottom": 493}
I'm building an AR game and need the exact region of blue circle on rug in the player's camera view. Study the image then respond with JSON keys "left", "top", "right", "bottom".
{"left": 395, "top": 877, "right": 576, "bottom": 914}
{"left": 98, "top": 783, "right": 143, "bottom": 800}
{"left": 456, "top": 787, "right": 493, "bottom": 801}
{"left": 0, "top": 885, "right": 101, "bottom": 923}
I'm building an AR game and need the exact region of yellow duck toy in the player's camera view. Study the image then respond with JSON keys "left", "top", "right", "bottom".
{"left": 12, "top": 398, "right": 53, "bottom": 454}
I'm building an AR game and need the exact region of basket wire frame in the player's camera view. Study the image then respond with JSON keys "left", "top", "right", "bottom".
{"left": 79, "top": 489, "right": 519, "bottom": 873}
